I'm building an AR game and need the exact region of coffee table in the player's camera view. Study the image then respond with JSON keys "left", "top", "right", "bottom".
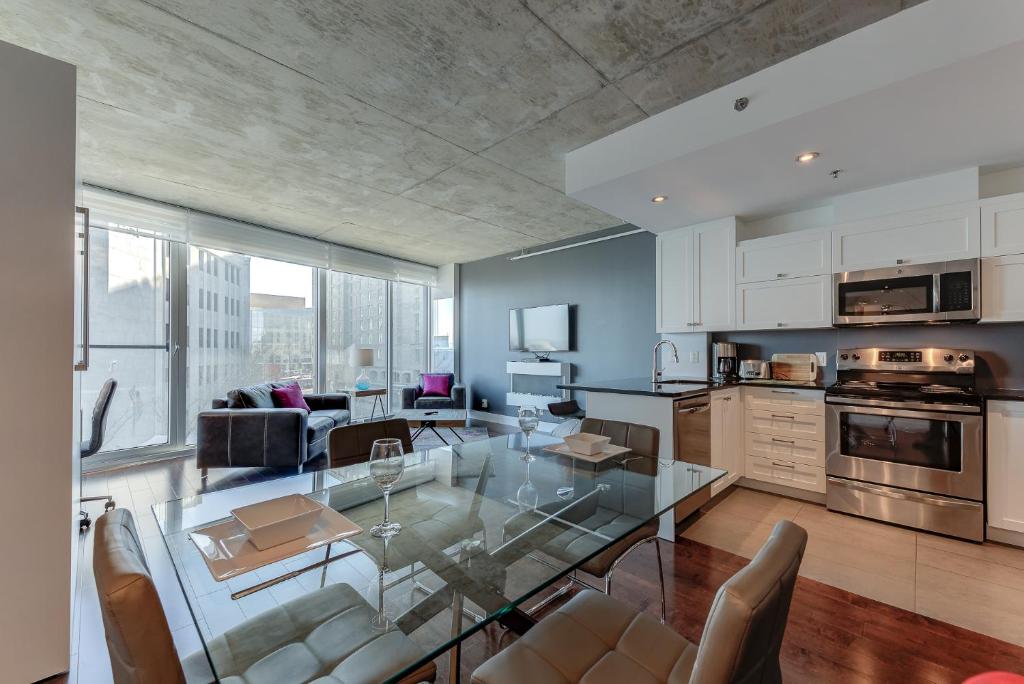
{"left": 394, "top": 408, "right": 468, "bottom": 445}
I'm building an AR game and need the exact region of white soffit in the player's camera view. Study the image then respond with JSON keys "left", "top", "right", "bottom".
{"left": 566, "top": 0, "right": 1024, "bottom": 232}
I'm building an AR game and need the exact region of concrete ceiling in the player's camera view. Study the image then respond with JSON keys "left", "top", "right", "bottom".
{"left": 0, "top": 0, "right": 913, "bottom": 265}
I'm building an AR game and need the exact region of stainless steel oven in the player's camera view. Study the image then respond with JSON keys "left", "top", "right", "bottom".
{"left": 825, "top": 347, "right": 984, "bottom": 541}
{"left": 833, "top": 259, "right": 979, "bottom": 326}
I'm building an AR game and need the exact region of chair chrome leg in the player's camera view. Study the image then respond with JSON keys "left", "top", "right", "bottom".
{"left": 654, "top": 537, "right": 666, "bottom": 624}
{"left": 605, "top": 571, "right": 612, "bottom": 596}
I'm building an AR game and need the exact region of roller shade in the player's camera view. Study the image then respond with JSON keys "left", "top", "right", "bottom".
{"left": 83, "top": 187, "right": 188, "bottom": 243}
{"left": 84, "top": 185, "right": 438, "bottom": 283}
{"left": 187, "top": 212, "right": 330, "bottom": 269}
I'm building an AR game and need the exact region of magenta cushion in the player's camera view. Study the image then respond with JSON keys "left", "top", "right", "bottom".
{"left": 271, "top": 382, "right": 310, "bottom": 412}
{"left": 420, "top": 374, "right": 452, "bottom": 398}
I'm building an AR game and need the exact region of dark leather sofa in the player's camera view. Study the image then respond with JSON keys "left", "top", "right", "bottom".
{"left": 196, "top": 382, "right": 351, "bottom": 473}
{"left": 400, "top": 373, "right": 466, "bottom": 410}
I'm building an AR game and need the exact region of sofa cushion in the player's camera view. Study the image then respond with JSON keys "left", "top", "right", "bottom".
{"left": 414, "top": 396, "right": 454, "bottom": 410}
{"left": 421, "top": 373, "right": 452, "bottom": 397}
{"left": 227, "top": 383, "right": 277, "bottom": 409}
{"left": 307, "top": 415, "right": 334, "bottom": 446}
{"left": 310, "top": 409, "right": 351, "bottom": 428}
{"left": 272, "top": 382, "right": 311, "bottom": 412}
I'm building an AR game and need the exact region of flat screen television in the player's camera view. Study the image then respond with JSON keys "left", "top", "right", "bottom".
{"left": 509, "top": 304, "right": 571, "bottom": 353}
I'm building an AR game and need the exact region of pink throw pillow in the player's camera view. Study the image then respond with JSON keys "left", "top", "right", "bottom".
{"left": 421, "top": 374, "right": 452, "bottom": 398}
{"left": 271, "top": 382, "right": 310, "bottom": 412}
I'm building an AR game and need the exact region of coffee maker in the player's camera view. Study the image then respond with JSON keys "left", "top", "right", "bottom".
{"left": 712, "top": 342, "right": 738, "bottom": 380}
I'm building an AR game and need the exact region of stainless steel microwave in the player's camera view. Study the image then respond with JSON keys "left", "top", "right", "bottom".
{"left": 833, "top": 259, "right": 979, "bottom": 326}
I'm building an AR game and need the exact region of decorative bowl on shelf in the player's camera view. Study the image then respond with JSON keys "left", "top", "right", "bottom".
{"left": 231, "top": 494, "right": 325, "bottom": 550}
{"left": 562, "top": 433, "right": 612, "bottom": 456}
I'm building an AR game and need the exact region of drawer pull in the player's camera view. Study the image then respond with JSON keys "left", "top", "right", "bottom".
{"left": 771, "top": 414, "right": 796, "bottom": 420}
{"left": 770, "top": 390, "right": 797, "bottom": 395}
{"left": 771, "top": 438, "right": 795, "bottom": 444}
{"left": 772, "top": 461, "right": 796, "bottom": 468}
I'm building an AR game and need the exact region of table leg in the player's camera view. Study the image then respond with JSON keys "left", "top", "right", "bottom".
{"left": 449, "top": 591, "right": 463, "bottom": 684}
{"left": 320, "top": 542, "right": 332, "bottom": 588}
{"left": 411, "top": 425, "right": 427, "bottom": 441}
{"left": 449, "top": 427, "right": 465, "bottom": 443}
{"left": 429, "top": 425, "right": 451, "bottom": 446}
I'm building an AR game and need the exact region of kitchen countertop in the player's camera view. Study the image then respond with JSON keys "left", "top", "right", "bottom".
{"left": 558, "top": 377, "right": 829, "bottom": 398}
{"left": 983, "top": 388, "right": 1024, "bottom": 401}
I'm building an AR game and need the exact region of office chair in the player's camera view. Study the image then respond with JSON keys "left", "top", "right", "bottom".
{"left": 80, "top": 378, "right": 118, "bottom": 531}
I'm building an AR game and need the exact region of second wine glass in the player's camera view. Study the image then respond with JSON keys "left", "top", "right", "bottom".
{"left": 369, "top": 438, "right": 405, "bottom": 538}
{"left": 517, "top": 406, "right": 540, "bottom": 457}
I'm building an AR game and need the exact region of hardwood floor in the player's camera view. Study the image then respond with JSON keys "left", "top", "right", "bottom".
{"left": 73, "top": 442, "right": 1024, "bottom": 683}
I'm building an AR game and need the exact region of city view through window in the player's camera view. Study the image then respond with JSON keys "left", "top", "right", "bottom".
{"left": 82, "top": 226, "right": 441, "bottom": 456}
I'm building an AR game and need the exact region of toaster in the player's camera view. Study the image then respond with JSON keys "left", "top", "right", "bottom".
{"left": 739, "top": 360, "right": 770, "bottom": 379}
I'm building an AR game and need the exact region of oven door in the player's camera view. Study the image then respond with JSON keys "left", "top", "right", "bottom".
{"left": 833, "top": 260, "right": 979, "bottom": 325}
{"left": 825, "top": 399, "right": 982, "bottom": 500}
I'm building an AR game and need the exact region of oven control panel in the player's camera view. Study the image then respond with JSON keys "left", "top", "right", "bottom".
{"left": 837, "top": 348, "right": 974, "bottom": 374}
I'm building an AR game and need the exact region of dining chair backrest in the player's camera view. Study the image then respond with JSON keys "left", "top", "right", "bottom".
{"left": 579, "top": 417, "right": 659, "bottom": 460}
{"left": 689, "top": 519, "right": 808, "bottom": 684}
{"left": 82, "top": 378, "right": 117, "bottom": 458}
{"left": 328, "top": 418, "right": 414, "bottom": 468}
{"left": 93, "top": 508, "right": 185, "bottom": 684}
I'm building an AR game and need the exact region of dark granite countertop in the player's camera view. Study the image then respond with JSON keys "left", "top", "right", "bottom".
{"left": 558, "top": 377, "right": 829, "bottom": 399}
{"left": 983, "top": 388, "right": 1024, "bottom": 401}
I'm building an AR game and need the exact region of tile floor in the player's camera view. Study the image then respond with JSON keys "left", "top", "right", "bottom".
{"left": 683, "top": 486, "right": 1024, "bottom": 647}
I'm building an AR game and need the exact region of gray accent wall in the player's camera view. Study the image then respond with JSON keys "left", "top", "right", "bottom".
{"left": 460, "top": 226, "right": 657, "bottom": 416}
{"left": 713, "top": 324, "right": 1024, "bottom": 390}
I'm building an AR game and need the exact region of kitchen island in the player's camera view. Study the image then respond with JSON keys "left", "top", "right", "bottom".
{"left": 558, "top": 377, "right": 829, "bottom": 539}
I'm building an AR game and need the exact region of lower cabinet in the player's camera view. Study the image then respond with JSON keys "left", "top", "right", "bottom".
{"left": 987, "top": 401, "right": 1024, "bottom": 534}
{"left": 744, "top": 455, "right": 827, "bottom": 493}
{"left": 710, "top": 388, "right": 742, "bottom": 496}
{"left": 741, "top": 388, "right": 826, "bottom": 494}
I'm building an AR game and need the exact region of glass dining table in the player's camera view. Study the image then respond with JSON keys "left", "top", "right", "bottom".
{"left": 153, "top": 432, "right": 724, "bottom": 683}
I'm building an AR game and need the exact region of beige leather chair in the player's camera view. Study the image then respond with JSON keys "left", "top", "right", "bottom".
{"left": 472, "top": 519, "right": 808, "bottom": 684}
{"left": 93, "top": 508, "right": 436, "bottom": 684}
{"left": 328, "top": 418, "right": 414, "bottom": 468}
{"left": 505, "top": 418, "right": 666, "bottom": 620}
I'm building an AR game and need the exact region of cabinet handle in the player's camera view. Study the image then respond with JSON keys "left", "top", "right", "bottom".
{"left": 772, "top": 461, "right": 796, "bottom": 468}
{"left": 777, "top": 322, "right": 787, "bottom": 327}
{"left": 776, "top": 273, "right": 787, "bottom": 278}
{"left": 770, "top": 390, "right": 797, "bottom": 395}
{"left": 771, "top": 438, "right": 795, "bottom": 444}
{"left": 771, "top": 414, "right": 796, "bottom": 420}
{"left": 723, "top": 396, "right": 732, "bottom": 401}
{"left": 896, "top": 258, "right": 906, "bottom": 265}
{"left": 74, "top": 206, "right": 90, "bottom": 372}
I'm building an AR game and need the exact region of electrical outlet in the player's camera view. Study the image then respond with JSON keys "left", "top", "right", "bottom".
{"left": 815, "top": 352, "right": 827, "bottom": 367}
{"left": 481, "top": 398, "right": 489, "bottom": 409}
{"left": 689, "top": 351, "right": 700, "bottom": 364}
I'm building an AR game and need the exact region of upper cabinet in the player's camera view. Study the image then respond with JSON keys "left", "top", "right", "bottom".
{"left": 656, "top": 218, "right": 736, "bottom": 333}
{"left": 735, "top": 275, "right": 832, "bottom": 330}
{"left": 982, "top": 193, "right": 1024, "bottom": 257}
{"left": 736, "top": 229, "right": 831, "bottom": 283}
{"left": 831, "top": 202, "right": 980, "bottom": 273}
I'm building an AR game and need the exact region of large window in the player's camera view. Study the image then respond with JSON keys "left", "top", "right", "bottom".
{"left": 82, "top": 228, "right": 170, "bottom": 452}
{"left": 392, "top": 282, "right": 428, "bottom": 395}
{"left": 325, "top": 272, "right": 388, "bottom": 419}
{"left": 185, "top": 248, "right": 315, "bottom": 443}
{"left": 82, "top": 189, "right": 449, "bottom": 463}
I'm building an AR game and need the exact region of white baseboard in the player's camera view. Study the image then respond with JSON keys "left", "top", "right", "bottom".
{"left": 986, "top": 526, "right": 1024, "bottom": 548}
{"left": 469, "top": 410, "right": 558, "bottom": 433}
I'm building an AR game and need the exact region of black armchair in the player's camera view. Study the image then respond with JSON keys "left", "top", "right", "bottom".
{"left": 400, "top": 373, "right": 466, "bottom": 410}
{"left": 197, "top": 383, "right": 351, "bottom": 475}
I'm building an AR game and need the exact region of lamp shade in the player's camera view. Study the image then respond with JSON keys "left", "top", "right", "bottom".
{"left": 355, "top": 348, "right": 374, "bottom": 367}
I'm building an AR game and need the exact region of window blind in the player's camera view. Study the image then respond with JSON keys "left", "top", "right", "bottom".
{"left": 84, "top": 185, "right": 439, "bottom": 284}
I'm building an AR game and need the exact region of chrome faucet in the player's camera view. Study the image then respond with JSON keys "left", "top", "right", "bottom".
{"left": 652, "top": 339, "right": 679, "bottom": 383}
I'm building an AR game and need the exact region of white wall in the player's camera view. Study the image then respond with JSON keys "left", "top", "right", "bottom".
{"left": 0, "top": 40, "right": 77, "bottom": 681}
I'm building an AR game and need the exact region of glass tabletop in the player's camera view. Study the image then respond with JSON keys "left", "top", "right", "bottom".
{"left": 153, "top": 433, "right": 725, "bottom": 683}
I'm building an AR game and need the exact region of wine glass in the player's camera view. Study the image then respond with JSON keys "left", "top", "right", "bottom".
{"left": 369, "top": 438, "right": 405, "bottom": 538}
{"left": 518, "top": 406, "right": 540, "bottom": 457}
{"left": 516, "top": 458, "right": 538, "bottom": 512}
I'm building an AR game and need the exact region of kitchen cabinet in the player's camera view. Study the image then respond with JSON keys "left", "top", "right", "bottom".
{"left": 831, "top": 202, "right": 980, "bottom": 272}
{"left": 735, "top": 275, "right": 832, "bottom": 330}
{"left": 742, "top": 388, "right": 825, "bottom": 494}
{"left": 656, "top": 217, "right": 736, "bottom": 333}
{"left": 981, "top": 255, "right": 1024, "bottom": 322}
{"left": 736, "top": 229, "right": 831, "bottom": 283}
{"left": 982, "top": 193, "right": 1024, "bottom": 257}
{"left": 710, "top": 387, "right": 742, "bottom": 496}
{"left": 987, "top": 401, "right": 1024, "bottom": 534}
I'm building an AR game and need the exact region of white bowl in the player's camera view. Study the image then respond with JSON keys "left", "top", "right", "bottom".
{"left": 563, "top": 433, "right": 612, "bottom": 456}
{"left": 231, "top": 494, "right": 325, "bottom": 550}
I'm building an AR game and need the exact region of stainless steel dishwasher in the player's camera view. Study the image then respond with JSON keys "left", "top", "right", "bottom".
{"left": 673, "top": 395, "right": 712, "bottom": 522}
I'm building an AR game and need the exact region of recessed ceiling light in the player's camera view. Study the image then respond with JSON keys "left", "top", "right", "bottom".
{"left": 651, "top": 195, "right": 668, "bottom": 204}
{"left": 795, "top": 151, "right": 820, "bottom": 164}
